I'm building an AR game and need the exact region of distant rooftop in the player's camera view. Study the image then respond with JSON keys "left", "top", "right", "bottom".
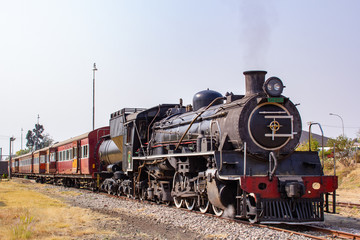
{"left": 300, "top": 130, "right": 331, "bottom": 147}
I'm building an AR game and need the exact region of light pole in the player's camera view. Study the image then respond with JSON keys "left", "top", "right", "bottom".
{"left": 92, "top": 63, "right": 98, "bottom": 130}
{"left": 9, "top": 137, "right": 16, "bottom": 179}
{"left": 329, "top": 113, "right": 344, "bottom": 136}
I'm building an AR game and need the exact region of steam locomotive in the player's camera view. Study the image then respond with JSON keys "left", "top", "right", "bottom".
{"left": 98, "top": 70, "right": 337, "bottom": 223}
{"left": 11, "top": 70, "right": 337, "bottom": 224}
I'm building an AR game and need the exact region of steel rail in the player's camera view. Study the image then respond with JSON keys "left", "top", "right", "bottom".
{"left": 95, "top": 189, "right": 360, "bottom": 240}
{"left": 19, "top": 178, "right": 360, "bottom": 240}
{"left": 335, "top": 201, "right": 360, "bottom": 208}
{"left": 303, "top": 225, "right": 360, "bottom": 240}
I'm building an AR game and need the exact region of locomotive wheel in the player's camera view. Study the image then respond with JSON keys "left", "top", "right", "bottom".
{"left": 199, "top": 199, "right": 210, "bottom": 213}
{"left": 107, "top": 184, "right": 113, "bottom": 195}
{"left": 139, "top": 188, "right": 147, "bottom": 201}
{"left": 246, "top": 195, "right": 258, "bottom": 223}
{"left": 212, "top": 205, "right": 224, "bottom": 217}
{"left": 174, "top": 197, "right": 183, "bottom": 208}
{"left": 126, "top": 190, "right": 132, "bottom": 199}
{"left": 117, "top": 186, "right": 123, "bottom": 196}
{"left": 185, "top": 198, "right": 196, "bottom": 211}
{"left": 173, "top": 172, "right": 184, "bottom": 209}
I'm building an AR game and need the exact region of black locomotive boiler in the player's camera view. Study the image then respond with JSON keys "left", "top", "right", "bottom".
{"left": 98, "top": 70, "right": 337, "bottom": 223}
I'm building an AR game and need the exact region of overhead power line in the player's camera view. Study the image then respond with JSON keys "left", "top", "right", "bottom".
{"left": 322, "top": 125, "right": 360, "bottom": 129}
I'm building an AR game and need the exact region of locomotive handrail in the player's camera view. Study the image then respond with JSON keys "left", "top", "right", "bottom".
{"left": 156, "top": 112, "right": 227, "bottom": 130}
{"left": 243, "top": 142, "right": 247, "bottom": 177}
{"left": 134, "top": 121, "right": 146, "bottom": 156}
{"left": 147, "top": 105, "right": 161, "bottom": 143}
{"left": 132, "top": 151, "right": 216, "bottom": 161}
{"left": 308, "top": 122, "right": 324, "bottom": 169}
{"left": 175, "top": 96, "right": 225, "bottom": 151}
{"left": 268, "top": 152, "right": 278, "bottom": 181}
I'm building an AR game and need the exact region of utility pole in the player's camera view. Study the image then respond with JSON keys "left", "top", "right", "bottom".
{"left": 329, "top": 113, "right": 344, "bottom": 136}
{"left": 21, "top": 128, "right": 23, "bottom": 150}
{"left": 92, "top": 63, "right": 98, "bottom": 130}
{"left": 9, "top": 137, "right": 15, "bottom": 179}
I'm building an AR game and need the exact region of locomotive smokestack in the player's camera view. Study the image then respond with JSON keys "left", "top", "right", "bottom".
{"left": 243, "top": 70, "right": 267, "bottom": 96}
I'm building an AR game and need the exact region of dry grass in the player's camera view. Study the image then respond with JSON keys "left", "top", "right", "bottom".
{"left": 338, "top": 167, "right": 360, "bottom": 189}
{"left": 0, "top": 181, "right": 115, "bottom": 240}
{"left": 204, "top": 233, "right": 229, "bottom": 239}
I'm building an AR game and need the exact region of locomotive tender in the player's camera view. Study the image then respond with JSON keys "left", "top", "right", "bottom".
{"left": 98, "top": 70, "right": 337, "bottom": 223}
{"left": 11, "top": 70, "right": 337, "bottom": 224}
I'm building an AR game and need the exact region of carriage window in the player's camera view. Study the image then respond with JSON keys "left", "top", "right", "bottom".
{"left": 138, "top": 120, "right": 147, "bottom": 139}
{"left": 40, "top": 156, "right": 45, "bottom": 164}
{"left": 73, "top": 147, "right": 77, "bottom": 158}
{"left": 82, "top": 145, "right": 89, "bottom": 158}
{"left": 126, "top": 125, "right": 133, "bottom": 144}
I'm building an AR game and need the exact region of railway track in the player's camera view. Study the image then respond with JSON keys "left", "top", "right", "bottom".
{"left": 266, "top": 223, "right": 360, "bottom": 240}
{"left": 336, "top": 201, "right": 360, "bottom": 209}
{"left": 19, "top": 179, "right": 359, "bottom": 240}
{"left": 94, "top": 188, "right": 360, "bottom": 240}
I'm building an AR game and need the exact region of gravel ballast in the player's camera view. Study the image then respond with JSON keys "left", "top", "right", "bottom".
{"left": 27, "top": 181, "right": 314, "bottom": 240}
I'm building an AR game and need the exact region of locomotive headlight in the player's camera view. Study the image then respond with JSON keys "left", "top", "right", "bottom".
{"left": 274, "top": 83, "right": 281, "bottom": 91}
{"left": 264, "top": 77, "right": 284, "bottom": 97}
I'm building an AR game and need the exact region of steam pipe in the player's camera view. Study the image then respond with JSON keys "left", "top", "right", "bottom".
{"left": 175, "top": 96, "right": 225, "bottom": 151}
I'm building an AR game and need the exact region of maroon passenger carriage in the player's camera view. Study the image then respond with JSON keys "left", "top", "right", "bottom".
{"left": 12, "top": 127, "right": 109, "bottom": 187}
{"left": 18, "top": 152, "right": 33, "bottom": 174}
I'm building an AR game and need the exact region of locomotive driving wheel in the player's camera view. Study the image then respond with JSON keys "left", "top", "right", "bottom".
{"left": 172, "top": 172, "right": 183, "bottom": 208}
{"left": 198, "top": 197, "right": 210, "bottom": 213}
{"left": 185, "top": 198, "right": 196, "bottom": 210}
{"left": 212, "top": 205, "right": 224, "bottom": 217}
{"left": 183, "top": 176, "right": 196, "bottom": 210}
{"left": 139, "top": 188, "right": 147, "bottom": 201}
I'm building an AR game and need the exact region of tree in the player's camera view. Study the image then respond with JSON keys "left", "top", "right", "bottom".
{"left": 42, "top": 133, "right": 54, "bottom": 148}
{"left": 296, "top": 135, "right": 320, "bottom": 152}
{"left": 327, "top": 135, "right": 354, "bottom": 167}
{"left": 26, "top": 130, "right": 34, "bottom": 150}
{"left": 26, "top": 123, "right": 54, "bottom": 151}
{"left": 16, "top": 149, "right": 30, "bottom": 156}
{"left": 33, "top": 123, "right": 44, "bottom": 150}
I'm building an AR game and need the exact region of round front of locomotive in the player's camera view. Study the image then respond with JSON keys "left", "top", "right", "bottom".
{"left": 248, "top": 102, "right": 295, "bottom": 151}
{"left": 248, "top": 102, "right": 301, "bottom": 156}
{"left": 235, "top": 73, "right": 302, "bottom": 155}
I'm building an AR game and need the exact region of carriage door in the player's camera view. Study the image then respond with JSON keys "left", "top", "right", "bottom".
{"left": 72, "top": 141, "right": 80, "bottom": 173}
{"left": 77, "top": 141, "right": 81, "bottom": 174}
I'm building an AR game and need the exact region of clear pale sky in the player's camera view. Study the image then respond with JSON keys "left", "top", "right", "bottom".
{"left": 1, "top": 0, "right": 359, "bottom": 157}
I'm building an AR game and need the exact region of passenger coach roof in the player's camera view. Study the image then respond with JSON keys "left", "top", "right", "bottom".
{"left": 52, "top": 132, "right": 90, "bottom": 147}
